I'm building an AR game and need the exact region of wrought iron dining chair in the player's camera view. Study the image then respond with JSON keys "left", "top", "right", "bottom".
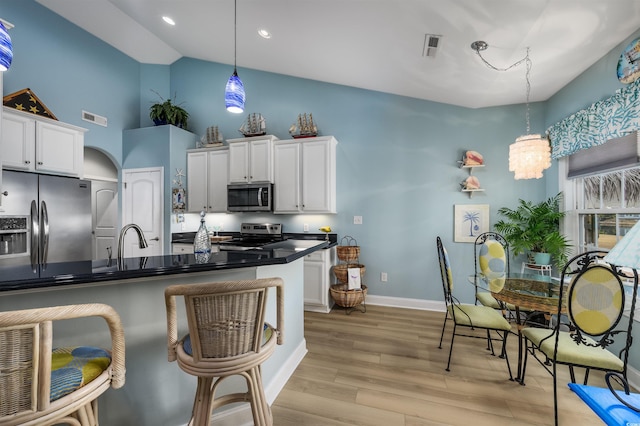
{"left": 436, "top": 236, "right": 513, "bottom": 379}
{"left": 520, "top": 250, "right": 639, "bottom": 426}
{"left": 0, "top": 303, "right": 125, "bottom": 426}
{"left": 473, "top": 232, "right": 510, "bottom": 309}
{"left": 165, "top": 277, "right": 284, "bottom": 426}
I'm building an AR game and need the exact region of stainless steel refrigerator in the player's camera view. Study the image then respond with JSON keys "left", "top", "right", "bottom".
{"left": 0, "top": 170, "right": 92, "bottom": 279}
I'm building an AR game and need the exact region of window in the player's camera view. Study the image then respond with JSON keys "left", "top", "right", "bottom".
{"left": 574, "top": 167, "right": 640, "bottom": 252}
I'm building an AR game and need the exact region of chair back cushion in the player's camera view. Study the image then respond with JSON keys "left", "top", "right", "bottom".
{"left": 569, "top": 265, "right": 624, "bottom": 336}
{"left": 50, "top": 346, "right": 111, "bottom": 402}
{"left": 479, "top": 240, "right": 506, "bottom": 277}
{"left": 440, "top": 245, "right": 454, "bottom": 292}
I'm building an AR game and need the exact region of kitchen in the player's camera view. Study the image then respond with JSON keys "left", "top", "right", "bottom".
{"left": 1, "top": 1, "right": 640, "bottom": 425}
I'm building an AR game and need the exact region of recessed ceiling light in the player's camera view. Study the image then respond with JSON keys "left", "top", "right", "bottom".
{"left": 162, "top": 16, "right": 176, "bottom": 26}
{"left": 258, "top": 28, "right": 271, "bottom": 39}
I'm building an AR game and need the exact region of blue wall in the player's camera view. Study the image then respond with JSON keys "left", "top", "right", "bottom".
{"left": 3, "top": 1, "right": 636, "bottom": 305}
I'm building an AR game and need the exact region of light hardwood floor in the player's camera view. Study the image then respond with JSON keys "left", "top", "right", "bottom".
{"left": 272, "top": 304, "right": 608, "bottom": 425}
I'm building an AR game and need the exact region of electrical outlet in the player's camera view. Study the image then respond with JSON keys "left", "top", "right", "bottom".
{"left": 354, "top": 216, "right": 363, "bottom": 225}
{"left": 303, "top": 223, "right": 309, "bottom": 232}
{"left": 381, "top": 272, "right": 388, "bottom": 282}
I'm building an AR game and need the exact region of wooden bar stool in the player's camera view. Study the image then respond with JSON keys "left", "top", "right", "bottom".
{"left": 164, "top": 278, "right": 284, "bottom": 426}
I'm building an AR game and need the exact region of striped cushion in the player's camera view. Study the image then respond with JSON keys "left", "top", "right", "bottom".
{"left": 50, "top": 346, "right": 111, "bottom": 402}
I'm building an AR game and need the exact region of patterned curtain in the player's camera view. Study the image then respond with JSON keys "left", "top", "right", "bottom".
{"left": 547, "top": 79, "right": 640, "bottom": 159}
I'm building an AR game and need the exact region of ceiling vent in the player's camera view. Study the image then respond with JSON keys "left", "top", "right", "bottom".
{"left": 82, "top": 110, "right": 107, "bottom": 127}
{"left": 423, "top": 34, "right": 442, "bottom": 58}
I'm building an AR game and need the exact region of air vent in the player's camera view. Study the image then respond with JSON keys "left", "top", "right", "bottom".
{"left": 423, "top": 34, "right": 442, "bottom": 58}
{"left": 82, "top": 110, "right": 107, "bottom": 127}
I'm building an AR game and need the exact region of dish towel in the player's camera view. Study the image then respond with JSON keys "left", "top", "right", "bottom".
{"left": 569, "top": 383, "right": 640, "bottom": 426}
{"left": 347, "top": 267, "right": 361, "bottom": 290}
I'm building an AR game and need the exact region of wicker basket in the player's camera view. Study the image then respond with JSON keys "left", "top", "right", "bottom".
{"left": 330, "top": 284, "right": 368, "bottom": 307}
{"left": 337, "top": 245, "right": 360, "bottom": 262}
{"left": 333, "top": 263, "right": 366, "bottom": 283}
{"left": 337, "top": 235, "right": 360, "bottom": 262}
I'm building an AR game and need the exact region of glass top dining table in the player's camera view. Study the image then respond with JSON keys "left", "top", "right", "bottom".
{"left": 468, "top": 272, "right": 567, "bottom": 315}
{"left": 468, "top": 272, "right": 567, "bottom": 384}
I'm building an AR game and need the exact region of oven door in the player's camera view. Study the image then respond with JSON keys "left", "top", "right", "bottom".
{"left": 227, "top": 184, "right": 272, "bottom": 212}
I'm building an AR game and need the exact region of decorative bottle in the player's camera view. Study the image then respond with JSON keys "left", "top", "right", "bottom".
{"left": 193, "top": 211, "right": 212, "bottom": 263}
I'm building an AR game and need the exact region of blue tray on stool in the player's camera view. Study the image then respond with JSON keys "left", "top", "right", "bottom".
{"left": 569, "top": 383, "right": 640, "bottom": 426}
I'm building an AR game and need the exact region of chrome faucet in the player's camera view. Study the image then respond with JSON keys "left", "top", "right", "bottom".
{"left": 117, "top": 224, "right": 148, "bottom": 268}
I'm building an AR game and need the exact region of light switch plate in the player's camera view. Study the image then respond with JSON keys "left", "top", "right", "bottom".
{"left": 354, "top": 216, "right": 363, "bottom": 224}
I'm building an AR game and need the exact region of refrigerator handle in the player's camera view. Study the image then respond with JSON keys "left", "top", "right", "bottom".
{"left": 41, "top": 200, "right": 50, "bottom": 269}
{"left": 30, "top": 200, "right": 39, "bottom": 273}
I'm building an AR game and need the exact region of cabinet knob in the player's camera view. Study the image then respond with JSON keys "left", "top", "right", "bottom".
{"left": 38, "top": 161, "right": 43, "bottom": 165}
{"left": 25, "top": 160, "right": 30, "bottom": 164}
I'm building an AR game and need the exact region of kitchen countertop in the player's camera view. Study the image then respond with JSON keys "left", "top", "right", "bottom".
{"left": 0, "top": 238, "right": 331, "bottom": 293}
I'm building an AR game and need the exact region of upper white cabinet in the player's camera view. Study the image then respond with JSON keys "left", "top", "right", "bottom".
{"left": 187, "top": 148, "right": 229, "bottom": 213}
{"left": 1, "top": 107, "right": 86, "bottom": 177}
{"left": 273, "top": 136, "right": 337, "bottom": 214}
{"left": 227, "top": 135, "right": 278, "bottom": 183}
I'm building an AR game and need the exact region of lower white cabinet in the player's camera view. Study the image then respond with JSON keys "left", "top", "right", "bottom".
{"left": 172, "top": 243, "right": 194, "bottom": 254}
{"left": 304, "top": 246, "right": 336, "bottom": 313}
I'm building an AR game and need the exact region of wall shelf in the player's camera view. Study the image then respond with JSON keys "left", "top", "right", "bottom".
{"left": 461, "top": 189, "right": 485, "bottom": 198}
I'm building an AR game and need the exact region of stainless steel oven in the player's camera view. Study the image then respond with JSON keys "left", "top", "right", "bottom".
{"left": 227, "top": 183, "right": 273, "bottom": 212}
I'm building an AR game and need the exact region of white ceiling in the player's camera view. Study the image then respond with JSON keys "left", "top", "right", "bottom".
{"left": 36, "top": 0, "right": 640, "bottom": 109}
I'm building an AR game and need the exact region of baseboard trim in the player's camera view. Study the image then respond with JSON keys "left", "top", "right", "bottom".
{"left": 365, "top": 294, "right": 445, "bottom": 312}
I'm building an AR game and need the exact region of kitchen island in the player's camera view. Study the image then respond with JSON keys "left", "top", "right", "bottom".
{"left": 0, "top": 238, "right": 330, "bottom": 426}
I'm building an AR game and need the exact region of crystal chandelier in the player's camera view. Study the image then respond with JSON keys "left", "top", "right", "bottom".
{"left": 471, "top": 41, "right": 551, "bottom": 180}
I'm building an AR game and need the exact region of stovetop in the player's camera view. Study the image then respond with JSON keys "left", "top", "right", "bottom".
{"left": 217, "top": 223, "right": 284, "bottom": 250}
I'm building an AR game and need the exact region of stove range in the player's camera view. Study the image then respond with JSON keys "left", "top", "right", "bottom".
{"left": 217, "top": 223, "right": 284, "bottom": 251}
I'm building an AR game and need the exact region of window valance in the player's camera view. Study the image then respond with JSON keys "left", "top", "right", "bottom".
{"left": 547, "top": 79, "right": 640, "bottom": 159}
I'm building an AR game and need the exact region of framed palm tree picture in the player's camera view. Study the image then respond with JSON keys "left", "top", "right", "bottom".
{"left": 454, "top": 204, "right": 489, "bottom": 243}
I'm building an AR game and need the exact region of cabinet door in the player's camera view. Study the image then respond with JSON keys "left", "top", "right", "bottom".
{"left": 36, "top": 121, "right": 83, "bottom": 176}
{"left": 301, "top": 139, "right": 336, "bottom": 213}
{"left": 187, "top": 151, "right": 209, "bottom": 212}
{"left": 304, "top": 258, "right": 326, "bottom": 306}
{"left": 1, "top": 112, "right": 35, "bottom": 171}
{"left": 249, "top": 139, "right": 272, "bottom": 182}
{"left": 228, "top": 142, "right": 249, "bottom": 183}
{"left": 273, "top": 143, "right": 300, "bottom": 213}
{"left": 207, "top": 150, "right": 228, "bottom": 212}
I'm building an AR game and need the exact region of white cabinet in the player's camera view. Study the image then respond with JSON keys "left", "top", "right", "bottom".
{"left": 304, "top": 246, "right": 336, "bottom": 313}
{"left": 172, "top": 243, "right": 194, "bottom": 254}
{"left": 1, "top": 107, "right": 86, "bottom": 177}
{"left": 227, "top": 135, "right": 277, "bottom": 183}
{"left": 187, "top": 148, "right": 229, "bottom": 213}
{"left": 274, "top": 136, "right": 337, "bottom": 214}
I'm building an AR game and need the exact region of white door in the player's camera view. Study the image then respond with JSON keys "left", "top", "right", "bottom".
{"left": 92, "top": 180, "right": 118, "bottom": 260}
{"left": 122, "top": 167, "right": 163, "bottom": 257}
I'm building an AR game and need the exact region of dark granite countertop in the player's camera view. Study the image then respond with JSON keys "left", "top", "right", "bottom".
{"left": 0, "top": 239, "right": 330, "bottom": 293}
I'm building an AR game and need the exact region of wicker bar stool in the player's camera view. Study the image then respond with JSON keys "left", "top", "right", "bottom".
{"left": 165, "top": 277, "right": 284, "bottom": 426}
{"left": 0, "top": 303, "right": 125, "bottom": 426}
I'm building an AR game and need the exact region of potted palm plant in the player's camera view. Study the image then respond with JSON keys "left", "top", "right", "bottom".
{"left": 494, "top": 193, "right": 571, "bottom": 269}
{"left": 149, "top": 92, "right": 189, "bottom": 129}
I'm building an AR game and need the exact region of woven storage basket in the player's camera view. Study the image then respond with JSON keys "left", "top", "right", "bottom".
{"left": 337, "top": 245, "right": 360, "bottom": 262}
{"left": 337, "top": 235, "right": 360, "bottom": 262}
{"left": 333, "top": 263, "right": 366, "bottom": 283}
{"left": 330, "top": 284, "right": 368, "bottom": 308}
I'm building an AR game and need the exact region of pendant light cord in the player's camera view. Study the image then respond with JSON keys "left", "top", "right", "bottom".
{"left": 473, "top": 45, "right": 532, "bottom": 133}
{"left": 233, "top": 0, "right": 238, "bottom": 72}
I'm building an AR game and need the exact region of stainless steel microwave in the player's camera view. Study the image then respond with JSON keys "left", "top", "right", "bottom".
{"left": 227, "top": 183, "right": 273, "bottom": 212}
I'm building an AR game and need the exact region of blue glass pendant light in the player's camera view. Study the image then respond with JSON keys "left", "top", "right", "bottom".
{"left": 0, "top": 21, "right": 13, "bottom": 71}
{"left": 225, "top": 0, "right": 245, "bottom": 113}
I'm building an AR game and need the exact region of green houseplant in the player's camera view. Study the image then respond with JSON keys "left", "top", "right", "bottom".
{"left": 494, "top": 193, "right": 571, "bottom": 269}
{"left": 149, "top": 92, "right": 189, "bottom": 129}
